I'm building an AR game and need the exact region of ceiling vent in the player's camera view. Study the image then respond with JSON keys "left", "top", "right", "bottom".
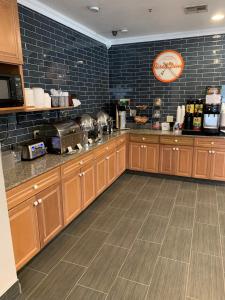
{"left": 184, "top": 5, "right": 208, "bottom": 14}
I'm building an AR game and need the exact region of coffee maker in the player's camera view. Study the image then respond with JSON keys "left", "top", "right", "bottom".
{"left": 113, "top": 99, "right": 130, "bottom": 129}
{"left": 203, "top": 104, "right": 220, "bottom": 135}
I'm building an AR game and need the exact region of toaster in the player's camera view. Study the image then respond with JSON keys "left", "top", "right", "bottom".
{"left": 21, "top": 140, "right": 46, "bottom": 160}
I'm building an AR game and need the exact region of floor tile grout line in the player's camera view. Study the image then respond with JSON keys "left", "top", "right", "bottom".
{"left": 144, "top": 183, "right": 182, "bottom": 300}
{"left": 25, "top": 266, "right": 48, "bottom": 276}
{"left": 158, "top": 255, "right": 189, "bottom": 265}
{"left": 105, "top": 179, "right": 166, "bottom": 299}
{"left": 76, "top": 284, "right": 108, "bottom": 295}
{"left": 184, "top": 186, "right": 197, "bottom": 300}
{"left": 216, "top": 189, "right": 225, "bottom": 297}
{"left": 118, "top": 276, "right": 149, "bottom": 287}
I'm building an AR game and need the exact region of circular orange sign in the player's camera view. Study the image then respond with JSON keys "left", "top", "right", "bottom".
{"left": 152, "top": 50, "right": 185, "bottom": 83}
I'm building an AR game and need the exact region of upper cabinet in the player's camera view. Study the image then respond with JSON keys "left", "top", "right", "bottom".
{"left": 0, "top": 0, "right": 23, "bottom": 64}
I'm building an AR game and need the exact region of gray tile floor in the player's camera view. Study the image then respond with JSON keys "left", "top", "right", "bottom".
{"left": 17, "top": 173, "right": 225, "bottom": 300}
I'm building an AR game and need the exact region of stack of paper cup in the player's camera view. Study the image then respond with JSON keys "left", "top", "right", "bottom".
{"left": 32, "top": 88, "right": 45, "bottom": 107}
{"left": 44, "top": 93, "right": 52, "bottom": 108}
{"left": 24, "top": 88, "right": 34, "bottom": 107}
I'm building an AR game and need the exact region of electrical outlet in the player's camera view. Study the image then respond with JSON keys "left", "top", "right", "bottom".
{"left": 33, "top": 130, "right": 40, "bottom": 139}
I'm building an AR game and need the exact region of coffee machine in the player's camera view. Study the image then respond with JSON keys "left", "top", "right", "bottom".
{"left": 203, "top": 104, "right": 220, "bottom": 135}
{"left": 113, "top": 99, "right": 130, "bottom": 129}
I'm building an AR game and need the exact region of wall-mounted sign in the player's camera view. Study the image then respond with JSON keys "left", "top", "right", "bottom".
{"left": 152, "top": 50, "right": 185, "bottom": 83}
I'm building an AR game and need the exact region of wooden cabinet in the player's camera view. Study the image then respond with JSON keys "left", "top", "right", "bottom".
{"left": 9, "top": 197, "right": 40, "bottom": 270}
{"left": 9, "top": 183, "right": 63, "bottom": 270}
{"left": 61, "top": 169, "right": 82, "bottom": 225}
{"left": 160, "top": 145, "right": 193, "bottom": 177}
{"left": 159, "top": 145, "right": 175, "bottom": 174}
{"left": 116, "top": 144, "right": 126, "bottom": 176}
{"left": 0, "top": 0, "right": 23, "bottom": 64}
{"left": 37, "top": 184, "right": 63, "bottom": 247}
{"left": 81, "top": 162, "right": 96, "bottom": 209}
{"left": 193, "top": 147, "right": 225, "bottom": 181}
{"left": 96, "top": 155, "right": 107, "bottom": 196}
{"left": 192, "top": 148, "right": 211, "bottom": 179}
{"left": 129, "top": 143, "right": 143, "bottom": 171}
{"left": 129, "top": 142, "right": 159, "bottom": 173}
{"left": 107, "top": 150, "right": 117, "bottom": 185}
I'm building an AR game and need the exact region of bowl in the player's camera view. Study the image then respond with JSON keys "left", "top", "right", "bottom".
{"left": 134, "top": 116, "right": 149, "bottom": 124}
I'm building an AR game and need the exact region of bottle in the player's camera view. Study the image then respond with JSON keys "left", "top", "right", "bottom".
{"left": 193, "top": 100, "right": 202, "bottom": 131}
{"left": 184, "top": 112, "right": 193, "bottom": 130}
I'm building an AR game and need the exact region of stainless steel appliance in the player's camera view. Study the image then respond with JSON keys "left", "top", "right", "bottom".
{"left": 96, "top": 111, "right": 111, "bottom": 141}
{"left": 203, "top": 104, "right": 220, "bottom": 135}
{"left": 21, "top": 140, "right": 46, "bottom": 160}
{"left": 0, "top": 74, "right": 24, "bottom": 107}
{"left": 39, "top": 121, "right": 83, "bottom": 154}
{"left": 76, "top": 114, "right": 97, "bottom": 147}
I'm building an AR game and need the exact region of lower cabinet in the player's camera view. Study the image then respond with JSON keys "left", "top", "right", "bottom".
{"left": 82, "top": 162, "right": 96, "bottom": 209}
{"left": 107, "top": 150, "right": 117, "bottom": 186}
{"left": 129, "top": 142, "right": 159, "bottom": 173}
{"left": 9, "top": 183, "right": 63, "bottom": 270}
{"left": 116, "top": 143, "right": 126, "bottom": 175}
{"left": 193, "top": 147, "right": 225, "bottom": 181}
{"left": 159, "top": 145, "right": 193, "bottom": 177}
{"left": 95, "top": 155, "right": 108, "bottom": 196}
{"left": 61, "top": 169, "right": 82, "bottom": 225}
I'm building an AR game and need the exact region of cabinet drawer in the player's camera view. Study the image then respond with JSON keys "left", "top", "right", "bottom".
{"left": 7, "top": 168, "right": 60, "bottom": 210}
{"left": 160, "top": 136, "right": 194, "bottom": 146}
{"left": 116, "top": 135, "right": 127, "bottom": 146}
{"left": 130, "top": 134, "right": 159, "bottom": 144}
{"left": 194, "top": 138, "right": 225, "bottom": 148}
{"left": 94, "top": 142, "right": 116, "bottom": 159}
{"left": 61, "top": 153, "right": 93, "bottom": 178}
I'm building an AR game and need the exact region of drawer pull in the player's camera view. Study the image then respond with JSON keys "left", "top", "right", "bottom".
{"left": 33, "top": 201, "right": 38, "bottom": 207}
{"left": 211, "top": 142, "right": 214, "bottom": 145}
{"left": 116, "top": 150, "right": 119, "bottom": 153}
{"left": 209, "top": 150, "right": 212, "bottom": 154}
{"left": 79, "top": 173, "right": 82, "bottom": 177}
{"left": 80, "top": 160, "right": 83, "bottom": 165}
{"left": 82, "top": 172, "right": 85, "bottom": 176}
{"left": 106, "top": 157, "right": 109, "bottom": 160}
{"left": 176, "top": 148, "right": 179, "bottom": 151}
{"left": 174, "top": 139, "right": 178, "bottom": 143}
{"left": 212, "top": 150, "right": 215, "bottom": 154}
{"left": 142, "top": 137, "right": 146, "bottom": 141}
{"left": 37, "top": 199, "right": 42, "bottom": 204}
{"left": 173, "top": 147, "right": 176, "bottom": 151}
{"left": 33, "top": 184, "right": 38, "bottom": 190}
{"left": 143, "top": 145, "right": 147, "bottom": 148}
{"left": 106, "top": 147, "right": 109, "bottom": 150}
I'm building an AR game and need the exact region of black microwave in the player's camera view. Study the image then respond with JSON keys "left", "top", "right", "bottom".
{"left": 0, "top": 74, "right": 24, "bottom": 107}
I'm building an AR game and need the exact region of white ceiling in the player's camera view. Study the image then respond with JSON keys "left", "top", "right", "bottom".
{"left": 19, "top": 0, "right": 225, "bottom": 47}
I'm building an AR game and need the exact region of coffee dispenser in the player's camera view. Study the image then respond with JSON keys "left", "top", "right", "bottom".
{"left": 113, "top": 99, "right": 130, "bottom": 129}
{"left": 203, "top": 104, "right": 220, "bottom": 135}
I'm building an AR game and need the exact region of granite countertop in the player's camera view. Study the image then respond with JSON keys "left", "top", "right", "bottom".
{"left": 3, "top": 131, "right": 127, "bottom": 191}
{"left": 4, "top": 128, "right": 225, "bottom": 191}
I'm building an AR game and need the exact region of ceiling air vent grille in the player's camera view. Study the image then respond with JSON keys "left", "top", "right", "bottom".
{"left": 184, "top": 5, "right": 208, "bottom": 14}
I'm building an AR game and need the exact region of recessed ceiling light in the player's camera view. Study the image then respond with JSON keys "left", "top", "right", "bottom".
{"left": 88, "top": 6, "right": 100, "bottom": 13}
{"left": 121, "top": 28, "right": 128, "bottom": 33}
{"left": 211, "top": 14, "right": 224, "bottom": 21}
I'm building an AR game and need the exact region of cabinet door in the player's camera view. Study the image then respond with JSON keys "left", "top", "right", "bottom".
{"left": 192, "top": 147, "right": 211, "bottom": 179}
{"left": 9, "top": 197, "right": 40, "bottom": 270}
{"left": 143, "top": 144, "right": 159, "bottom": 173}
{"left": 210, "top": 149, "right": 225, "bottom": 181}
{"left": 159, "top": 145, "right": 175, "bottom": 175}
{"left": 107, "top": 150, "right": 117, "bottom": 186}
{"left": 175, "top": 146, "right": 193, "bottom": 177}
{"left": 95, "top": 155, "right": 107, "bottom": 196}
{"left": 0, "top": 0, "right": 23, "bottom": 64}
{"left": 82, "top": 162, "right": 96, "bottom": 209}
{"left": 129, "top": 143, "right": 143, "bottom": 171}
{"left": 116, "top": 144, "right": 126, "bottom": 176}
{"left": 61, "top": 170, "right": 82, "bottom": 225}
{"left": 37, "top": 184, "right": 63, "bottom": 247}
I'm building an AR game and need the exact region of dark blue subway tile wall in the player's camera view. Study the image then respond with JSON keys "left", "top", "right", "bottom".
{"left": 0, "top": 4, "right": 109, "bottom": 150}
{"left": 109, "top": 35, "right": 225, "bottom": 121}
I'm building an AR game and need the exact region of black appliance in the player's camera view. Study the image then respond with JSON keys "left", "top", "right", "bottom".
{"left": 203, "top": 104, "right": 221, "bottom": 135}
{"left": 0, "top": 74, "right": 24, "bottom": 107}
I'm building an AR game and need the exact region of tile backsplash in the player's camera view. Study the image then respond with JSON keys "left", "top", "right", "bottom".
{"left": 1, "top": 4, "right": 225, "bottom": 150}
{"left": 0, "top": 4, "right": 110, "bottom": 150}
{"left": 109, "top": 35, "right": 225, "bottom": 120}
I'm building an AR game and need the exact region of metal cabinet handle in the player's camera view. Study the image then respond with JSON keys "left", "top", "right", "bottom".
{"left": 80, "top": 160, "right": 83, "bottom": 165}
{"left": 212, "top": 150, "right": 215, "bottom": 154}
{"left": 37, "top": 199, "right": 42, "bottom": 204}
{"left": 116, "top": 150, "right": 119, "bottom": 153}
{"left": 140, "top": 145, "right": 143, "bottom": 148}
{"left": 79, "top": 173, "right": 82, "bottom": 177}
{"left": 106, "top": 147, "right": 109, "bottom": 150}
{"left": 174, "top": 139, "right": 178, "bottom": 143}
{"left": 209, "top": 150, "right": 212, "bottom": 154}
{"left": 173, "top": 147, "right": 176, "bottom": 151}
{"left": 106, "top": 157, "right": 109, "bottom": 160}
{"left": 82, "top": 172, "right": 85, "bottom": 176}
{"left": 211, "top": 142, "right": 214, "bottom": 145}
{"left": 33, "top": 201, "right": 38, "bottom": 207}
{"left": 33, "top": 184, "right": 38, "bottom": 190}
{"left": 142, "top": 137, "right": 146, "bottom": 141}
{"left": 176, "top": 148, "right": 179, "bottom": 151}
{"left": 143, "top": 145, "right": 147, "bottom": 148}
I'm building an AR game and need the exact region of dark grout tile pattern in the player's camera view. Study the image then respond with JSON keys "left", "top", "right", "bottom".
{"left": 17, "top": 173, "right": 225, "bottom": 300}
